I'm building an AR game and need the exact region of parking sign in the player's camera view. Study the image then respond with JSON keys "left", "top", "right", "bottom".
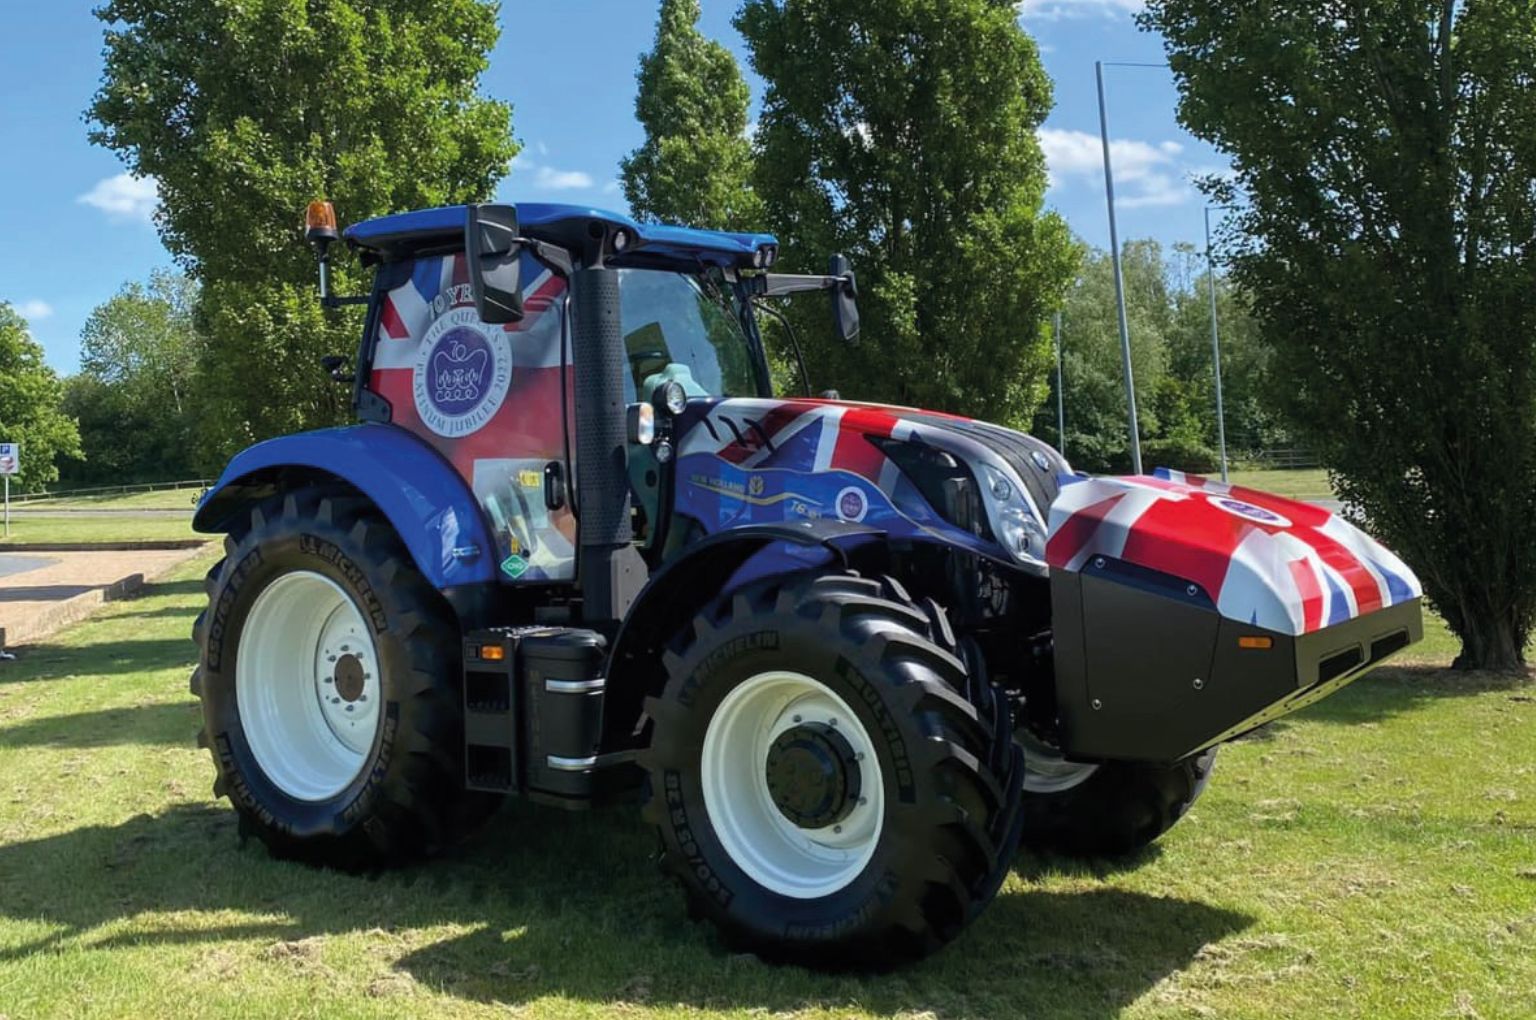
{"left": 0, "top": 443, "right": 16, "bottom": 476}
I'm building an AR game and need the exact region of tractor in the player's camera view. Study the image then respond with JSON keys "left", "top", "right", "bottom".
{"left": 190, "top": 201, "right": 1424, "bottom": 968}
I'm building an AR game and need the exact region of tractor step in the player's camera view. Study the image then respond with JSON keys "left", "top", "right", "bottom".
{"left": 463, "top": 626, "right": 623, "bottom": 804}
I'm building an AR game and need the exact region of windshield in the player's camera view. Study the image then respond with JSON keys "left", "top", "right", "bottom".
{"left": 617, "top": 270, "right": 761, "bottom": 401}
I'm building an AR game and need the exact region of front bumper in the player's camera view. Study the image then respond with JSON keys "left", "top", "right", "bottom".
{"left": 1051, "top": 557, "right": 1424, "bottom": 763}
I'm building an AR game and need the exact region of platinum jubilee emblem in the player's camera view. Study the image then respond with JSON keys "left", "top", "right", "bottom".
{"left": 412, "top": 306, "right": 513, "bottom": 438}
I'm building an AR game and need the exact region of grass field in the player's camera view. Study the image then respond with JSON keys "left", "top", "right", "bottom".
{"left": 0, "top": 556, "right": 1532, "bottom": 1019}
{"left": 1222, "top": 468, "right": 1334, "bottom": 500}
{"left": 0, "top": 514, "right": 199, "bottom": 545}
{"left": 14, "top": 488, "right": 206, "bottom": 511}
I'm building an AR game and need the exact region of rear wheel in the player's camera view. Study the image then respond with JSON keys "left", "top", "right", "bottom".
{"left": 643, "top": 573, "right": 1023, "bottom": 969}
{"left": 191, "top": 490, "right": 497, "bottom": 868}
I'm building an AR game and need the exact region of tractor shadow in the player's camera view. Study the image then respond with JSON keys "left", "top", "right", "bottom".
{"left": 0, "top": 800, "right": 1250, "bottom": 1019}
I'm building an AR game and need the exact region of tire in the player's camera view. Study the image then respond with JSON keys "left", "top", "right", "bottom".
{"left": 1018, "top": 742, "right": 1217, "bottom": 858}
{"left": 641, "top": 572, "right": 1023, "bottom": 969}
{"left": 190, "top": 489, "right": 497, "bottom": 869}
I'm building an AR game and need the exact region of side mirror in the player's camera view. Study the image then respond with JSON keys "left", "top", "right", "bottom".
{"left": 465, "top": 204, "right": 524, "bottom": 324}
{"left": 829, "top": 253, "right": 859, "bottom": 343}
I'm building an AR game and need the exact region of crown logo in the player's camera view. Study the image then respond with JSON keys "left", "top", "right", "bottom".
{"left": 433, "top": 339, "right": 488, "bottom": 405}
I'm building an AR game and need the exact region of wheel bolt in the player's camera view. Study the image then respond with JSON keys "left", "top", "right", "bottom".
{"left": 358, "top": 695, "right": 367, "bottom": 702}
{"left": 792, "top": 714, "right": 802, "bottom": 723}
{"left": 345, "top": 705, "right": 355, "bottom": 712}
{"left": 855, "top": 752, "right": 865, "bottom": 762}
{"left": 331, "top": 697, "right": 340, "bottom": 704}
{"left": 322, "top": 677, "right": 332, "bottom": 684}
{"left": 829, "top": 717, "right": 838, "bottom": 727}
{"left": 326, "top": 655, "right": 336, "bottom": 662}
{"left": 833, "top": 825, "right": 842, "bottom": 834}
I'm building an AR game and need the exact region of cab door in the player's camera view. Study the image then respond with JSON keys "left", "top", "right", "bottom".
{"left": 366, "top": 250, "right": 576, "bottom": 582}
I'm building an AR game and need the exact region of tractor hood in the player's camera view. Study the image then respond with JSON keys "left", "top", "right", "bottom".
{"left": 673, "top": 397, "right": 1070, "bottom": 570}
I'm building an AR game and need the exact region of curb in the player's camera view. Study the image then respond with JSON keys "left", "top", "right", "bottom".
{"left": 0, "top": 540, "right": 211, "bottom": 553}
{"left": 3, "top": 572, "right": 148, "bottom": 649}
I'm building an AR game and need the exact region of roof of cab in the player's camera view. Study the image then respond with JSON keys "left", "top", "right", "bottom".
{"left": 342, "top": 202, "right": 777, "bottom": 270}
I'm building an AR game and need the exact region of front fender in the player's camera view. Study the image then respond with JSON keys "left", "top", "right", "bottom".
{"left": 194, "top": 424, "right": 495, "bottom": 589}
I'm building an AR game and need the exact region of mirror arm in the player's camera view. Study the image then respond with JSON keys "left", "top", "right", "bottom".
{"left": 754, "top": 273, "right": 841, "bottom": 298}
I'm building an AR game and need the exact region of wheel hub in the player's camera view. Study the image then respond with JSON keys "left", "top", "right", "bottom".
{"left": 333, "top": 653, "right": 366, "bottom": 702}
{"left": 764, "top": 722, "right": 862, "bottom": 829}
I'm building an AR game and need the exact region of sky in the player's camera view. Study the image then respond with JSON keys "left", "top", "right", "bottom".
{"left": 0, "top": 0, "right": 1228, "bottom": 374}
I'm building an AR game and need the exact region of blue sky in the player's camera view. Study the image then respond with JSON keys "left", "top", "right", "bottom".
{"left": 0, "top": 0, "right": 1227, "bottom": 373}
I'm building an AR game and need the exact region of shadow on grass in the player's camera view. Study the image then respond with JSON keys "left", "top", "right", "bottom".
{"left": 0, "top": 802, "right": 1249, "bottom": 1019}
{"left": 0, "top": 637, "right": 196, "bottom": 682}
{"left": 0, "top": 702, "right": 200, "bottom": 748}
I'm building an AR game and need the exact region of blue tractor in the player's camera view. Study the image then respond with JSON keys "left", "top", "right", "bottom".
{"left": 191, "top": 201, "right": 1423, "bottom": 968}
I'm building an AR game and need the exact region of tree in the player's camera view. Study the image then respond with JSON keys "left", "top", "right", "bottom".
{"left": 62, "top": 271, "right": 204, "bottom": 485}
{"left": 1142, "top": 0, "right": 1536, "bottom": 669}
{"left": 621, "top": 0, "right": 763, "bottom": 230}
{"left": 88, "top": 0, "right": 517, "bottom": 464}
{"left": 736, "top": 0, "right": 1077, "bottom": 427}
{"left": 0, "top": 304, "right": 82, "bottom": 493}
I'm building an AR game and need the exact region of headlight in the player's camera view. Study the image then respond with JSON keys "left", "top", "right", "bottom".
{"left": 979, "top": 464, "right": 1047, "bottom": 563}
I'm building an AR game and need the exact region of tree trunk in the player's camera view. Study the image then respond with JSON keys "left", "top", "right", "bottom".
{"left": 1452, "top": 612, "right": 1527, "bottom": 672}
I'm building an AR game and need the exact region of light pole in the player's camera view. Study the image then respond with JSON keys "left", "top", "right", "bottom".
{"left": 1204, "top": 204, "right": 1242, "bottom": 482}
{"left": 1053, "top": 309, "right": 1066, "bottom": 456}
{"left": 1096, "top": 60, "right": 1169, "bottom": 476}
{"left": 1096, "top": 60, "right": 1141, "bottom": 475}
{"left": 1204, "top": 206, "right": 1229, "bottom": 481}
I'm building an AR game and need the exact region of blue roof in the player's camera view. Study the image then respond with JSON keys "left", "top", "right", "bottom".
{"left": 342, "top": 203, "right": 777, "bottom": 270}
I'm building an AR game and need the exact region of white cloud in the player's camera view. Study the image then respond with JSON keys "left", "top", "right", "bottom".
{"left": 1037, "top": 127, "right": 1194, "bottom": 208}
{"left": 532, "top": 166, "right": 595, "bottom": 190}
{"left": 1017, "top": 0, "right": 1145, "bottom": 21}
{"left": 77, "top": 173, "right": 159, "bottom": 222}
{"left": 15, "top": 299, "right": 53, "bottom": 321}
{"left": 511, "top": 151, "right": 595, "bottom": 192}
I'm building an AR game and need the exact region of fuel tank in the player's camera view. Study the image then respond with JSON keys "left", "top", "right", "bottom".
{"left": 1047, "top": 469, "right": 1423, "bottom": 763}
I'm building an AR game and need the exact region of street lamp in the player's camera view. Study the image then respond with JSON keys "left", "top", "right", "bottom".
{"left": 1205, "top": 204, "right": 1241, "bottom": 482}
{"left": 1096, "top": 60, "right": 1168, "bottom": 476}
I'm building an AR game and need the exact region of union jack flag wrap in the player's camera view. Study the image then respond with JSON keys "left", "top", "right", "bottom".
{"left": 1046, "top": 468, "right": 1421, "bottom": 636}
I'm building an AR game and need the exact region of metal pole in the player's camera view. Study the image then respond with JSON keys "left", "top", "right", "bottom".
{"left": 3, "top": 476, "right": 9, "bottom": 539}
{"left": 1054, "top": 310, "right": 1066, "bottom": 456}
{"left": 1097, "top": 60, "right": 1142, "bottom": 475}
{"left": 1205, "top": 207, "right": 1230, "bottom": 482}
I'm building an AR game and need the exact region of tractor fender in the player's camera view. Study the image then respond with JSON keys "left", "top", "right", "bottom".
{"left": 193, "top": 424, "right": 496, "bottom": 589}
{"left": 602, "top": 518, "right": 884, "bottom": 748}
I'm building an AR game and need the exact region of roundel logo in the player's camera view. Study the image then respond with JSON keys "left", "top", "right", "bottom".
{"left": 1207, "top": 494, "right": 1292, "bottom": 529}
{"left": 413, "top": 307, "right": 512, "bottom": 438}
{"left": 835, "top": 485, "right": 869, "bottom": 523}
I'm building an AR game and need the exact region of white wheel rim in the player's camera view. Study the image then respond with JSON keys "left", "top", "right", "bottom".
{"left": 236, "top": 570, "right": 381, "bottom": 801}
{"left": 700, "top": 670, "right": 885, "bottom": 899}
{"left": 1018, "top": 728, "right": 1099, "bottom": 794}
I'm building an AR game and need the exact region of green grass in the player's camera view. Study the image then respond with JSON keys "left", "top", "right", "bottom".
{"left": 0, "top": 514, "right": 200, "bottom": 545}
{"left": 16, "top": 488, "right": 205, "bottom": 511}
{"left": 0, "top": 556, "right": 1532, "bottom": 1019}
{"left": 1223, "top": 467, "right": 1334, "bottom": 500}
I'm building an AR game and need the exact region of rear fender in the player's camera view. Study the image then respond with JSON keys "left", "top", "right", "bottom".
{"left": 194, "top": 424, "right": 495, "bottom": 589}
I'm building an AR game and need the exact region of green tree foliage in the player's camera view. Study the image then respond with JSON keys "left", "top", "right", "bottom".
{"left": 736, "top": 0, "right": 1076, "bottom": 426}
{"left": 62, "top": 271, "right": 203, "bottom": 486}
{"left": 0, "top": 304, "right": 82, "bottom": 493}
{"left": 88, "top": 0, "right": 517, "bottom": 463}
{"left": 1038, "top": 239, "right": 1276, "bottom": 474}
{"left": 621, "top": 0, "right": 762, "bottom": 230}
{"left": 1143, "top": 0, "right": 1536, "bottom": 669}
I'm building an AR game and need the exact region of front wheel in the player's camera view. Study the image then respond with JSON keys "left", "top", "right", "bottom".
{"left": 191, "top": 491, "right": 497, "bottom": 869}
{"left": 1017, "top": 729, "right": 1217, "bottom": 857}
{"left": 642, "top": 573, "right": 1022, "bottom": 969}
